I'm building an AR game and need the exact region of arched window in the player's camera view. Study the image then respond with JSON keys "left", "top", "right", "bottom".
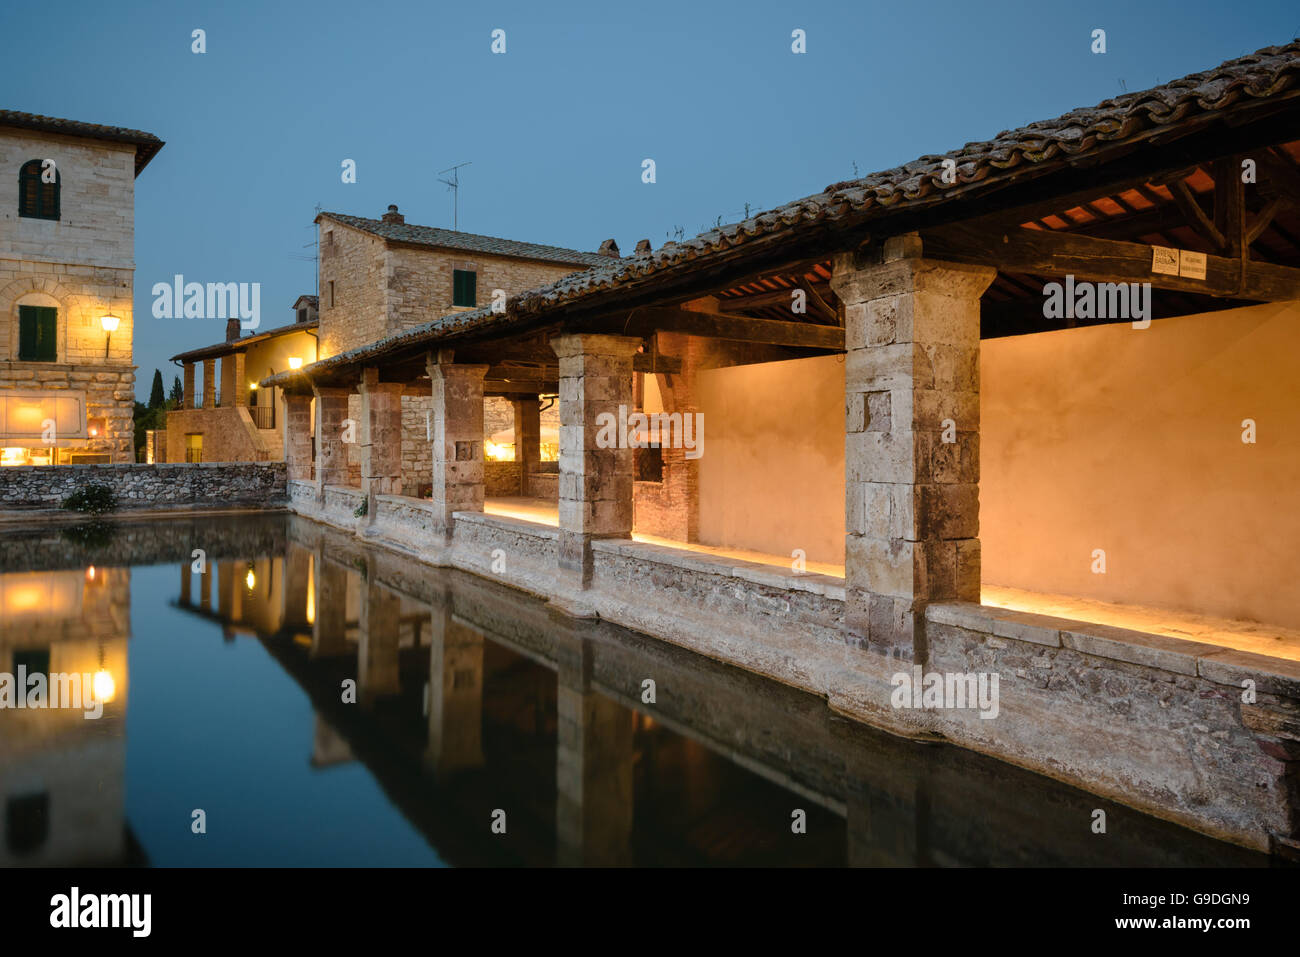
{"left": 19, "top": 159, "right": 60, "bottom": 220}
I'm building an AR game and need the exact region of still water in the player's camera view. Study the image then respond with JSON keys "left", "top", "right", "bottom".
{"left": 0, "top": 513, "right": 1271, "bottom": 867}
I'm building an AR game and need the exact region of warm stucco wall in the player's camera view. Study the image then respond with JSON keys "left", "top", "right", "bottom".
{"left": 981, "top": 301, "right": 1300, "bottom": 629}
{"left": 697, "top": 354, "right": 845, "bottom": 564}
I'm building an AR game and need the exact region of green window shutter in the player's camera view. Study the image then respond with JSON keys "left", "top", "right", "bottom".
{"left": 453, "top": 269, "right": 477, "bottom": 307}
{"left": 18, "top": 306, "right": 57, "bottom": 361}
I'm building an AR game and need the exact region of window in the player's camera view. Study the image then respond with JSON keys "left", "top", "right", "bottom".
{"left": 18, "top": 159, "right": 59, "bottom": 220}
{"left": 635, "top": 445, "right": 664, "bottom": 483}
{"left": 185, "top": 433, "right": 202, "bottom": 463}
{"left": 17, "top": 306, "right": 56, "bottom": 361}
{"left": 328, "top": 281, "right": 335, "bottom": 308}
{"left": 297, "top": 308, "right": 307, "bottom": 323}
{"left": 453, "top": 269, "right": 477, "bottom": 307}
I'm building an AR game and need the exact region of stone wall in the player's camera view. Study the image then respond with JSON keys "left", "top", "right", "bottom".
{"left": 317, "top": 224, "right": 387, "bottom": 358}
{"left": 401, "top": 392, "right": 432, "bottom": 496}
{"left": 485, "top": 460, "right": 522, "bottom": 497}
{"left": 0, "top": 462, "right": 287, "bottom": 511}
{"left": 0, "top": 128, "right": 139, "bottom": 464}
{"left": 165, "top": 406, "right": 272, "bottom": 463}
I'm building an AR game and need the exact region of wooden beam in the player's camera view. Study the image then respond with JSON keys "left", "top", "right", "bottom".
{"left": 1215, "top": 156, "right": 1246, "bottom": 259}
{"left": 719, "top": 283, "right": 831, "bottom": 312}
{"left": 924, "top": 223, "right": 1300, "bottom": 301}
{"left": 1168, "top": 180, "right": 1225, "bottom": 249}
{"left": 587, "top": 307, "right": 845, "bottom": 350}
{"left": 1246, "top": 197, "right": 1285, "bottom": 246}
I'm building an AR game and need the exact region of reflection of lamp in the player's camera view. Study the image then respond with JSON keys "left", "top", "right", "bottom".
{"left": 245, "top": 564, "right": 256, "bottom": 591}
{"left": 100, "top": 315, "right": 120, "bottom": 358}
{"left": 85, "top": 565, "right": 96, "bottom": 582}
{"left": 93, "top": 641, "right": 116, "bottom": 703}
{"left": 288, "top": 357, "right": 303, "bottom": 370}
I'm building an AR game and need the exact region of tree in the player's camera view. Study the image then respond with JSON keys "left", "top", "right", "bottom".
{"left": 168, "top": 376, "right": 183, "bottom": 408}
{"left": 148, "top": 369, "right": 165, "bottom": 409}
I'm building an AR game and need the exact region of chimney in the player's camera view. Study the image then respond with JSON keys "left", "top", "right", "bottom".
{"left": 634, "top": 239, "right": 652, "bottom": 255}
{"left": 225, "top": 318, "right": 241, "bottom": 342}
{"left": 597, "top": 238, "right": 620, "bottom": 258}
{"left": 382, "top": 204, "right": 405, "bottom": 224}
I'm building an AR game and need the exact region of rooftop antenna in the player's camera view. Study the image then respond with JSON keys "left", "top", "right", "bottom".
{"left": 437, "top": 162, "right": 471, "bottom": 231}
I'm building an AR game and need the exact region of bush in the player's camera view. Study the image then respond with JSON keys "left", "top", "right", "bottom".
{"left": 353, "top": 498, "right": 368, "bottom": 518}
{"left": 62, "top": 482, "right": 118, "bottom": 515}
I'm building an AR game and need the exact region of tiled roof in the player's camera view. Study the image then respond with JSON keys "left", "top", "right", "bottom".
{"left": 0, "top": 110, "right": 164, "bottom": 175}
{"left": 267, "top": 39, "right": 1300, "bottom": 386}
{"left": 319, "top": 212, "right": 616, "bottom": 268}
{"left": 171, "top": 319, "right": 317, "bottom": 364}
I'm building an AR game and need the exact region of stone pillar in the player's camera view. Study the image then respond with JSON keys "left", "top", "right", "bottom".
{"left": 427, "top": 351, "right": 489, "bottom": 540}
{"left": 425, "top": 589, "right": 485, "bottom": 773}
{"left": 221, "top": 352, "right": 247, "bottom": 409}
{"left": 202, "top": 359, "right": 216, "bottom": 409}
{"left": 313, "top": 386, "right": 351, "bottom": 494}
{"left": 282, "top": 393, "right": 313, "bottom": 481}
{"left": 358, "top": 582, "right": 401, "bottom": 706}
{"left": 551, "top": 333, "right": 640, "bottom": 584}
{"left": 831, "top": 236, "right": 995, "bottom": 661}
{"left": 358, "top": 368, "right": 404, "bottom": 515}
{"left": 511, "top": 397, "right": 541, "bottom": 497}
{"left": 311, "top": 556, "right": 349, "bottom": 658}
{"left": 183, "top": 363, "right": 196, "bottom": 410}
{"left": 555, "top": 631, "right": 634, "bottom": 866}
{"left": 634, "top": 331, "right": 703, "bottom": 543}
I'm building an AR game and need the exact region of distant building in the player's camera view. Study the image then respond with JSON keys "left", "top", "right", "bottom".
{"left": 0, "top": 111, "right": 162, "bottom": 464}
{"left": 165, "top": 306, "right": 318, "bottom": 463}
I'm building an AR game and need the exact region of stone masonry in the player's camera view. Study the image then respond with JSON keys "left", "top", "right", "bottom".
{"left": 831, "top": 235, "right": 995, "bottom": 660}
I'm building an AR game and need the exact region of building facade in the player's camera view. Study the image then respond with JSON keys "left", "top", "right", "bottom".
{"left": 0, "top": 111, "right": 162, "bottom": 465}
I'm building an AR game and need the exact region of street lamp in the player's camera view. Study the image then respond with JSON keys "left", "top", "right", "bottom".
{"left": 99, "top": 314, "right": 120, "bottom": 358}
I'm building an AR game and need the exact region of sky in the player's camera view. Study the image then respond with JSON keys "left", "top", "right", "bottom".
{"left": 2, "top": 0, "right": 1297, "bottom": 400}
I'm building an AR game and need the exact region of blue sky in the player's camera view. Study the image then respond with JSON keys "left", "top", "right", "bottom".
{"left": 2, "top": 0, "right": 1296, "bottom": 399}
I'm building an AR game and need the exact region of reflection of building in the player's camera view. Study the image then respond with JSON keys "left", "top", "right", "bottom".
{"left": 0, "top": 565, "right": 133, "bottom": 865}
{"left": 165, "top": 301, "right": 318, "bottom": 463}
{"left": 0, "top": 111, "right": 162, "bottom": 464}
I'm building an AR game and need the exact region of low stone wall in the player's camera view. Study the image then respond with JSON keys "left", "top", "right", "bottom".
{"left": 0, "top": 462, "right": 287, "bottom": 512}
{"left": 485, "top": 460, "right": 522, "bottom": 497}
{"left": 283, "top": 488, "right": 1300, "bottom": 854}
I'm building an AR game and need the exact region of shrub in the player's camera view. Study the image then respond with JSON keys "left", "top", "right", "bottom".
{"left": 62, "top": 482, "right": 118, "bottom": 515}
{"left": 353, "top": 498, "right": 368, "bottom": 517}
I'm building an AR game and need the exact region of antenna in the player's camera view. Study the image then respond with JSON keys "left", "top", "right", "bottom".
{"left": 437, "top": 162, "right": 471, "bottom": 230}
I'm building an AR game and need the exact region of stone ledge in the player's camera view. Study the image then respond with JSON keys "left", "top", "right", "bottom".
{"left": 454, "top": 509, "right": 560, "bottom": 541}
{"left": 1061, "top": 623, "right": 1225, "bottom": 676}
{"left": 1198, "top": 649, "right": 1300, "bottom": 699}
{"left": 592, "top": 538, "right": 845, "bottom": 599}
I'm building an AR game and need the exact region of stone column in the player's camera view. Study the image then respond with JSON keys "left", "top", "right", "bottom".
{"left": 358, "top": 582, "right": 401, "bottom": 706}
{"left": 425, "top": 589, "right": 485, "bottom": 773}
{"left": 221, "top": 352, "right": 248, "bottom": 409}
{"left": 183, "top": 363, "right": 196, "bottom": 409}
{"left": 831, "top": 236, "right": 995, "bottom": 661}
{"left": 511, "top": 397, "right": 541, "bottom": 497}
{"left": 313, "top": 385, "right": 351, "bottom": 494}
{"left": 551, "top": 333, "right": 641, "bottom": 584}
{"left": 202, "top": 359, "right": 216, "bottom": 409}
{"left": 427, "top": 351, "right": 489, "bottom": 540}
{"left": 358, "top": 368, "right": 404, "bottom": 516}
{"left": 555, "top": 631, "right": 634, "bottom": 866}
{"left": 282, "top": 393, "right": 313, "bottom": 481}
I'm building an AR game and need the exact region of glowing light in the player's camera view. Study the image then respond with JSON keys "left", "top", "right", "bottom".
{"left": 92, "top": 669, "right": 116, "bottom": 703}
{"left": 484, "top": 439, "right": 515, "bottom": 462}
{"left": 306, "top": 556, "right": 315, "bottom": 625}
{"left": 288, "top": 357, "right": 303, "bottom": 370}
{"left": 1, "top": 447, "right": 28, "bottom": 467}
{"left": 245, "top": 567, "right": 256, "bottom": 590}
{"left": 99, "top": 315, "right": 120, "bottom": 333}
{"left": 249, "top": 382, "right": 258, "bottom": 391}
{"left": 86, "top": 566, "right": 96, "bottom": 582}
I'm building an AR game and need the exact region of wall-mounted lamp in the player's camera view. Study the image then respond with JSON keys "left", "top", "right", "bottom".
{"left": 99, "top": 315, "right": 120, "bottom": 358}
{"left": 288, "top": 356, "right": 303, "bottom": 370}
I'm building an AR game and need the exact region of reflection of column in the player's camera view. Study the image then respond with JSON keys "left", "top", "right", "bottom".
{"left": 845, "top": 783, "right": 929, "bottom": 867}
{"left": 358, "top": 582, "right": 400, "bottom": 706}
{"left": 425, "top": 591, "right": 484, "bottom": 773}
{"left": 200, "top": 565, "right": 212, "bottom": 611}
{"left": 311, "top": 557, "right": 349, "bottom": 657}
{"left": 179, "top": 565, "right": 191, "bottom": 605}
{"left": 283, "top": 545, "right": 312, "bottom": 632}
{"left": 555, "top": 634, "right": 634, "bottom": 866}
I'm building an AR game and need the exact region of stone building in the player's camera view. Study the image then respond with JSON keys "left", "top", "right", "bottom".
{"left": 165, "top": 304, "right": 318, "bottom": 462}
{"left": 315, "top": 205, "right": 614, "bottom": 494}
{"left": 267, "top": 41, "right": 1300, "bottom": 854}
{"left": 0, "top": 111, "right": 162, "bottom": 465}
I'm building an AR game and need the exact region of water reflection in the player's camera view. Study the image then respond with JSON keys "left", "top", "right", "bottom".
{"left": 0, "top": 514, "right": 1274, "bottom": 867}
